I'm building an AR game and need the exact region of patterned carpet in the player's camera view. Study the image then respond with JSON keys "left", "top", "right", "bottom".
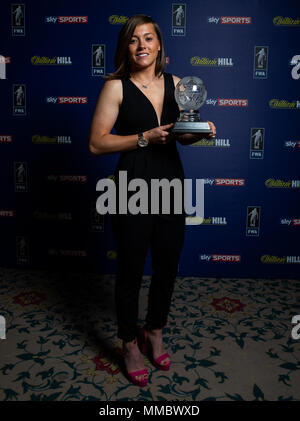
{"left": 0, "top": 267, "right": 299, "bottom": 401}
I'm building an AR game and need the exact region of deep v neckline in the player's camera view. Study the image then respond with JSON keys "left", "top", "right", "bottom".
{"left": 128, "top": 73, "right": 166, "bottom": 126}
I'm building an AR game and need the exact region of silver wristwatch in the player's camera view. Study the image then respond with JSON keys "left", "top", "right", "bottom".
{"left": 137, "top": 132, "right": 149, "bottom": 147}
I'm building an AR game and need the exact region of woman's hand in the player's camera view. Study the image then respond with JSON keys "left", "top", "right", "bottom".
{"left": 143, "top": 123, "right": 174, "bottom": 144}
{"left": 175, "top": 121, "right": 217, "bottom": 145}
{"left": 142, "top": 121, "right": 217, "bottom": 146}
{"left": 207, "top": 121, "right": 216, "bottom": 139}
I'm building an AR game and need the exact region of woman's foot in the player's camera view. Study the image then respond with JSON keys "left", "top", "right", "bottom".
{"left": 123, "top": 338, "right": 148, "bottom": 384}
{"left": 144, "top": 327, "right": 170, "bottom": 368}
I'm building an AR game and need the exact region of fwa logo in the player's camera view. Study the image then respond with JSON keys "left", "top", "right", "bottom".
{"left": 91, "top": 201, "right": 104, "bottom": 232}
{"left": 246, "top": 206, "right": 261, "bottom": 236}
{"left": 11, "top": 4, "right": 25, "bottom": 36}
{"left": 250, "top": 128, "right": 264, "bottom": 159}
{"left": 13, "top": 84, "right": 26, "bottom": 115}
{"left": 92, "top": 44, "right": 105, "bottom": 76}
{"left": 253, "top": 46, "right": 268, "bottom": 79}
{"left": 172, "top": 4, "right": 186, "bottom": 36}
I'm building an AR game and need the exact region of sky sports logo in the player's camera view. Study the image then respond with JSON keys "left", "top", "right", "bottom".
{"left": 200, "top": 254, "right": 241, "bottom": 262}
{"left": 0, "top": 210, "right": 15, "bottom": 217}
{"left": 0, "top": 135, "right": 12, "bottom": 143}
{"left": 45, "top": 16, "right": 88, "bottom": 24}
{"left": 215, "top": 178, "right": 245, "bottom": 186}
{"left": 219, "top": 99, "right": 248, "bottom": 107}
{"left": 47, "top": 175, "right": 87, "bottom": 182}
{"left": 206, "top": 99, "right": 248, "bottom": 107}
{"left": 203, "top": 178, "right": 245, "bottom": 186}
{"left": 284, "top": 141, "right": 300, "bottom": 149}
{"left": 46, "top": 97, "right": 87, "bottom": 104}
{"left": 207, "top": 16, "right": 251, "bottom": 24}
{"left": 280, "top": 218, "right": 300, "bottom": 226}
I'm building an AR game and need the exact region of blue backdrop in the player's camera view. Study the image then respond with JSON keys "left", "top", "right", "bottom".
{"left": 1, "top": 0, "right": 299, "bottom": 278}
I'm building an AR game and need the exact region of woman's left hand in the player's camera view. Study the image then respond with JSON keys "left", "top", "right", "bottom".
{"left": 165, "top": 121, "right": 217, "bottom": 145}
{"left": 185, "top": 121, "right": 216, "bottom": 141}
{"left": 207, "top": 121, "right": 216, "bottom": 139}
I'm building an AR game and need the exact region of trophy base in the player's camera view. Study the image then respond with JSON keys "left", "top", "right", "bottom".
{"left": 172, "top": 121, "right": 212, "bottom": 134}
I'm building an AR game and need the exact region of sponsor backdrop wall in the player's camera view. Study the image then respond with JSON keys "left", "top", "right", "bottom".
{"left": 1, "top": 0, "right": 299, "bottom": 278}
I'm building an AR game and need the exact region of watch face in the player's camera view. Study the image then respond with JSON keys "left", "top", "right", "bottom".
{"left": 138, "top": 135, "right": 148, "bottom": 147}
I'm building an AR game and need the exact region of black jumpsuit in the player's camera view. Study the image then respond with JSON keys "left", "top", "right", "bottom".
{"left": 111, "top": 72, "right": 186, "bottom": 342}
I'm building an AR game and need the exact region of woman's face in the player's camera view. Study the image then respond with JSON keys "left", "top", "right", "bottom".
{"left": 128, "top": 23, "right": 161, "bottom": 72}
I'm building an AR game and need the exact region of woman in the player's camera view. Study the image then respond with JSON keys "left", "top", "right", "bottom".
{"left": 89, "top": 14, "right": 216, "bottom": 387}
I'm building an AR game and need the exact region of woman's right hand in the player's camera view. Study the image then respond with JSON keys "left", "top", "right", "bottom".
{"left": 143, "top": 123, "right": 174, "bottom": 145}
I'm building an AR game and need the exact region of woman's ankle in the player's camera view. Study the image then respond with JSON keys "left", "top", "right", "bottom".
{"left": 147, "top": 327, "right": 162, "bottom": 335}
{"left": 123, "top": 338, "right": 138, "bottom": 350}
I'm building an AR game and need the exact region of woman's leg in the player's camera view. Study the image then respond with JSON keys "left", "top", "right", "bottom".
{"left": 112, "top": 213, "right": 153, "bottom": 342}
{"left": 146, "top": 213, "right": 185, "bottom": 329}
{"left": 144, "top": 213, "right": 185, "bottom": 366}
{"left": 112, "top": 213, "right": 154, "bottom": 382}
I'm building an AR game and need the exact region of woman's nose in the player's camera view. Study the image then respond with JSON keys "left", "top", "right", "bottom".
{"left": 138, "top": 40, "right": 145, "bottom": 49}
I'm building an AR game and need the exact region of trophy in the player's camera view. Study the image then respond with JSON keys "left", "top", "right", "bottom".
{"left": 172, "top": 76, "right": 212, "bottom": 134}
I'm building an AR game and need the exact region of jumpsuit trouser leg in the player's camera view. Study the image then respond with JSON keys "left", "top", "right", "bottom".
{"left": 111, "top": 211, "right": 185, "bottom": 342}
{"left": 145, "top": 213, "right": 185, "bottom": 330}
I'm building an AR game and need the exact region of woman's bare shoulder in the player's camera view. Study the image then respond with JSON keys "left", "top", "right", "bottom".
{"left": 103, "top": 78, "right": 122, "bottom": 92}
{"left": 172, "top": 74, "right": 181, "bottom": 87}
{"left": 101, "top": 78, "right": 122, "bottom": 104}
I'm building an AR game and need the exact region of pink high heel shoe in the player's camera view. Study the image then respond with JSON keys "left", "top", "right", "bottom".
{"left": 126, "top": 368, "right": 149, "bottom": 387}
{"left": 140, "top": 326, "right": 171, "bottom": 371}
{"left": 123, "top": 338, "right": 149, "bottom": 387}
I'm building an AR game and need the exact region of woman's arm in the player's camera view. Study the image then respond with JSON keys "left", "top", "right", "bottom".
{"left": 88, "top": 79, "right": 174, "bottom": 155}
{"left": 88, "top": 79, "right": 139, "bottom": 155}
{"left": 171, "top": 75, "right": 216, "bottom": 145}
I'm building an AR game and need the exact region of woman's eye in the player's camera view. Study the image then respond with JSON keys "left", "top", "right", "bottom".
{"left": 146, "top": 37, "right": 153, "bottom": 41}
{"left": 129, "top": 39, "right": 136, "bottom": 44}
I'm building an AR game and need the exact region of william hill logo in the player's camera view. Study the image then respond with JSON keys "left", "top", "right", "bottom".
{"left": 107, "top": 250, "right": 117, "bottom": 259}
{"left": 269, "top": 99, "right": 300, "bottom": 109}
{"left": 190, "top": 57, "right": 233, "bottom": 67}
{"left": 273, "top": 16, "right": 300, "bottom": 26}
{"left": 200, "top": 217, "right": 227, "bottom": 226}
{"left": 32, "top": 135, "right": 72, "bottom": 144}
{"left": 265, "top": 179, "right": 300, "bottom": 188}
{"left": 31, "top": 56, "right": 72, "bottom": 65}
{"left": 33, "top": 211, "right": 72, "bottom": 221}
{"left": 109, "top": 15, "right": 128, "bottom": 25}
{"left": 261, "top": 255, "right": 300, "bottom": 264}
{"left": 190, "top": 138, "right": 231, "bottom": 148}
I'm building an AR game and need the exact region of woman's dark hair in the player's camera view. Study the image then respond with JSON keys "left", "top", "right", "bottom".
{"left": 104, "top": 14, "right": 166, "bottom": 80}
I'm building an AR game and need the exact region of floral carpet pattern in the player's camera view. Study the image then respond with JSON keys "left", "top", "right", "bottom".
{"left": 0, "top": 267, "right": 299, "bottom": 401}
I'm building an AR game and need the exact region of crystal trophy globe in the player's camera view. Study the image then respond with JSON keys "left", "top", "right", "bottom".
{"left": 172, "top": 76, "right": 212, "bottom": 134}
